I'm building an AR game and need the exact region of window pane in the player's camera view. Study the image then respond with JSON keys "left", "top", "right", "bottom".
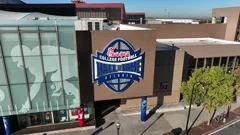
{"left": 189, "top": 58, "right": 196, "bottom": 69}
{"left": 85, "top": 102, "right": 94, "bottom": 121}
{"left": 46, "top": 81, "right": 64, "bottom": 109}
{"left": 5, "top": 57, "right": 26, "bottom": 84}
{"left": 0, "top": 86, "right": 12, "bottom": 114}
{"left": 236, "top": 56, "right": 240, "bottom": 67}
{"left": 0, "top": 27, "right": 17, "bottom": 31}
{"left": 220, "top": 57, "right": 227, "bottom": 68}
{"left": 61, "top": 55, "right": 78, "bottom": 81}
{"left": 11, "top": 84, "right": 28, "bottom": 113}
{"left": 213, "top": 57, "right": 220, "bottom": 66}
{"left": 29, "top": 83, "right": 48, "bottom": 111}
{"left": 187, "top": 58, "right": 196, "bottom": 77}
{"left": 58, "top": 27, "right": 76, "bottom": 51}
{"left": 21, "top": 33, "right": 40, "bottom": 55}
{"left": 226, "top": 68, "right": 232, "bottom": 74}
{"left": 64, "top": 81, "right": 79, "bottom": 109}
{"left": 88, "top": 22, "right": 92, "bottom": 30}
{"left": 40, "top": 33, "right": 58, "bottom": 55}
{"left": 0, "top": 59, "right": 7, "bottom": 85}
{"left": 95, "top": 22, "right": 100, "bottom": 30}
{"left": 0, "top": 44, "right": 2, "bottom": 57}
{"left": 19, "top": 27, "right": 37, "bottom": 31}
{"left": 197, "top": 58, "right": 204, "bottom": 68}
{"left": 39, "top": 27, "right": 55, "bottom": 31}
{"left": 43, "top": 112, "right": 53, "bottom": 124}
{"left": 17, "top": 114, "right": 31, "bottom": 128}
{"left": 24, "top": 56, "right": 43, "bottom": 83}
{"left": 206, "top": 58, "right": 212, "bottom": 68}
{"left": 228, "top": 57, "right": 235, "bottom": 68}
{"left": 30, "top": 113, "right": 42, "bottom": 126}
{"left": 1, "top": 33, "right": 20, "bottom": 57}
{"left": 43, "top": 56, "right": 61, "bottom": 82}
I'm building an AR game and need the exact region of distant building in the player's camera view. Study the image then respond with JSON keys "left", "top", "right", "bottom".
{"left": 126, "top": 12, "right": 145, "bottom": 24}
{"left": 147, "top": 19, "right": 199, "bottom": 24}
{"left": 0, "top": 1, "right": 147, "bottom": 24}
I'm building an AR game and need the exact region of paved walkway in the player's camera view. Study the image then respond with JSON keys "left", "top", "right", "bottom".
{"left": 31, "top": 103, "right": 240, "bottom": 135}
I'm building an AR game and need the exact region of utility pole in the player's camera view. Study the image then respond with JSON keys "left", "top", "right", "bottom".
{"left": 165, "top": 9, "right": 167, "bottom": 19}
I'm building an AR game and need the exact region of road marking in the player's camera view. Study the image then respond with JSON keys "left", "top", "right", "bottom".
{"left": 209, "top": 117, "right": 240, "bottom": 135}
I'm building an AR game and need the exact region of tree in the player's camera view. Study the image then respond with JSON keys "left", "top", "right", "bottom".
{"left": 202, "top": 67, "right": 235, "bottom": 125}
{"left": 180, "top": 68, "right": 207, "bottom": 106}
{"left": 180, "top": 67, "right": 235, "bottom": 125}
{"left": 233, "top": 67, "right": 240, "bottom": 95}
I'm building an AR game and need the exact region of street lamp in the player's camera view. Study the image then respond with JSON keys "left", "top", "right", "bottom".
{"left": 115, "top": 122, "right": 121, "bottom": 135}
{"left": 185, "top": 83, "right": 205, "bottom": 135}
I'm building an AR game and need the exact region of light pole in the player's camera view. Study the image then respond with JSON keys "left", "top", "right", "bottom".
{"left": 185, "top": 83, "right": 205, "bottom": 135}
{"left": 165, "top": 9, "right": 167, "bottom": 19}
{"left": 115, "top": 122, "right": 121, "bottom": 135}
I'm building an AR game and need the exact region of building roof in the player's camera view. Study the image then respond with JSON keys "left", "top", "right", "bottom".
{"left": 157, "top": 38, "right": 240, "bottom": 47}
{"left": 75, "top": 3, "right": 123, "bottom": 8}
{"left": 155, "top": 19, "right": 197, "bottom": 23}
{"left": 0, "top": 10, "right": 78, "bottom": 20}
{"left": 0, "top": 0, "right": 24, "bottom": 4}
{"left": 103, "top": 24, "right": 151, "bottom": 30}
{"left": 126, "top": 12, "right": 145, "bottom": 15}
{"left": 0, "top": 3, "right": 75, "bottom": 8}
{"left": 157, "top": 38, "right": 240, "bottom": 58}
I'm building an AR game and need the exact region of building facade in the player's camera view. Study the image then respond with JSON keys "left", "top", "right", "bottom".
{"left": 75, "top": 3, "right": 125, "bottom": 24}
{"left": 1, "top": 4, "right": 240, "bottom": 134}
{"left": 212, "top": 7, "right": 240, "bottom": 41}
{"left": 0, "top": 20, "right": 95, "bottom": 133}
{"left": 0, "top": 1, "right": 146, "bottom": 24}
{"left": 126, "top": 12, "right": 146, "bottom": 24}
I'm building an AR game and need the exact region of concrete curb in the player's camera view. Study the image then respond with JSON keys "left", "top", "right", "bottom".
{"left": 29, "top": 126, "right": 95, "bottom": 135}
{"left": 121, "top": 106, "right": 185, "bottom": 116}
{"left": 184, "top": 105, "right": 200, "bottom": 109}
{"left": 202, "top": 116, "right": 240, "bottom": 135}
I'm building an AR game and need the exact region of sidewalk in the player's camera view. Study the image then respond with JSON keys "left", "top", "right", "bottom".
{"left": 31, "top": 103, "right": 240, "bottom": 135}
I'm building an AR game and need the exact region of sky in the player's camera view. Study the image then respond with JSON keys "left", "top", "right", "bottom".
{"left": 22, "top": 0, "right": 240, "bottom": 19}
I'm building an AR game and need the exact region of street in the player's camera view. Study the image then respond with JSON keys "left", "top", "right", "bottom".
{"left": 211, "top": 120, "right": 240, "bottom": 135}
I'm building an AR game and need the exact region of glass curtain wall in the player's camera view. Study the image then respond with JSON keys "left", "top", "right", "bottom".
{"left": 0, "top": 20, "right": 80, "bottom": 117}
{"left": 191, "top": 56, "right": 238, "bottom": 75}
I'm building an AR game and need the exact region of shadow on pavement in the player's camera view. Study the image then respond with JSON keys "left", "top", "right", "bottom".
{"left": 140, "top": 113, "right": 164, "bottom": 135}
{"left": 91, "top": 127, "right": 103, "bottom": 135}
{"left": 146, "top": 105, "right": 161, "bottom": 121}
{"left": 104, "top": 121, "right": 115, "bottom": 130}
{"left": 163, "top": 127, "right": 182, "bottom": 135}
{"left": 188, "top": 107, "right": 205, "bottom": 132}
{"left": 91, "top": 121, "right": 115, "bottom": 135}
{"left": 171, "top": 127, "right": 182, "bottom": 135}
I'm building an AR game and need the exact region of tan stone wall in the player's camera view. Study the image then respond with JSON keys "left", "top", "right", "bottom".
{"left": 119, "top": 91, "right": 180, "bottom": 110}
{"left": 129, "top": 24, "right": 227, "bottom": 40}
{"left": 119, "top": 50, "right": 185, "bottom": 110}
{"left": 212, "top": 7, "right": 240, "bottom": 41}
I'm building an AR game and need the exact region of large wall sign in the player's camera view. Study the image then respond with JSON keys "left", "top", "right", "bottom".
{"left": 92, "top": 38, "right": 145, "bottom": 93}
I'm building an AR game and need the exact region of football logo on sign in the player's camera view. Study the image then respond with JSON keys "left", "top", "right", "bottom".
{"left": 92, "top": 38, "right": 145, "bottom": 93}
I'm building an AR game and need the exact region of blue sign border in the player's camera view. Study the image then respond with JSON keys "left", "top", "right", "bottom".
{"left": 91, "top": 38, "right": 145, "bottom": 93}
